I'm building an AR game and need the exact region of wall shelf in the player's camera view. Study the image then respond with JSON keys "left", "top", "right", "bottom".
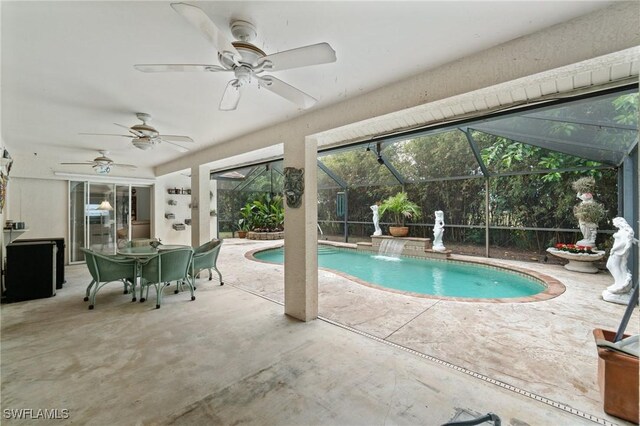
{"left": 3, "top": 228, "right": 29, "bottom": 244}
{"left": 167, "top": 188, "right": 191, "bottom": 195}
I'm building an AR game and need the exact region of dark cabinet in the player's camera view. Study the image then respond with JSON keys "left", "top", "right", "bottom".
{"left": 5, "top": 241, "right": 57, "bottom": 301}
{"left": 15, "top": 238, "right": 65, "bottom": 289}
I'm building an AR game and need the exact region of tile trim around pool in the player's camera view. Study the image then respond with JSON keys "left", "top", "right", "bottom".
{"left": 245, "top": 244, "right": 566, "bottom": 303}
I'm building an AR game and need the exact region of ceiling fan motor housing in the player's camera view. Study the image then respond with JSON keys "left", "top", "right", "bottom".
{"left": 219, "top": 42, "right": 266, "bottom": 69}
{"left": 131, "top": 123, "right": 158, "bottom": 137}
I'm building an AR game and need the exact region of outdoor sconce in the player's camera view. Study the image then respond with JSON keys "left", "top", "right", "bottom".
{"left": 284, "top": 167, "right": 304, "bottom": 208}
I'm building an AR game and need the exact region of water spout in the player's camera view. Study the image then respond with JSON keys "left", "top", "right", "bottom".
{"left": 376, "top": 238, "right": 406, "bottom": 260}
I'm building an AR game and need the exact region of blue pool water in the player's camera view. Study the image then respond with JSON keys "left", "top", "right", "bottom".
{"left": 254, "top": 246, "right": 545, "bottom": 299}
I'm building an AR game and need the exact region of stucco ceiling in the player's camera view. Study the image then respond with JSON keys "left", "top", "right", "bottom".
{"left": 1, "top": 1, "right": 618, "bottom": 176}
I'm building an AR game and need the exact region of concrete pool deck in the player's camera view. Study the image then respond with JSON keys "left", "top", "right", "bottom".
{"left": 229, "top": 238, "right": 638, "bottom": 424}
{"left": 1, "top": 238, "right": 637, "bottom": 425}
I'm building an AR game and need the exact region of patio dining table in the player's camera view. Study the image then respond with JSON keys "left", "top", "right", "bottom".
{"left": 117, "top": 244, "right": 190, "bottom": 258}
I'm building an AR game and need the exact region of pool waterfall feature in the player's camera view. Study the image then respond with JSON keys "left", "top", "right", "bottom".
{"left": 377, "top": 238, "right": 406, "bottom": 258}
{"left": 357, "top": 235, "right": 452, "bottom": 259}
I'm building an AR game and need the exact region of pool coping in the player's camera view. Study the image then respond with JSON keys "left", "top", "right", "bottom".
{"left": 245, "top": 243, "right": 566, "bottom": 303}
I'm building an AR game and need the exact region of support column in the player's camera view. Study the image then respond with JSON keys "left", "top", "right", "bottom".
{"left": 284, "top": 136, "right": 318, "bottom": 322}
{"left": 191, "top": 165, "right": 211, "bottom": 247}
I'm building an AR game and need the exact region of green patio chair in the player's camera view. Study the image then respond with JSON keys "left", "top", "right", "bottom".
{"left": 81, "top": 248, "right": 138, "bottom": 310}
{"left": 174, "top": 239, "right": 224, "bottom": 294}
{"left": 139, "top": 247, "right": 194, "bottom": 309}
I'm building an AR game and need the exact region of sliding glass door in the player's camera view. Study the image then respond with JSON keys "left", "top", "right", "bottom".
{"left": 69, "top": 181, "right": 87, "bottom": 262}
{"left": 69, "top": 182, "right": 151, "bottom": 262}
{"left": 88, "top": 183, "right": 116, "bottom": 253}
{"left": 115, "top": 185, "right": 131, "bottom": 247}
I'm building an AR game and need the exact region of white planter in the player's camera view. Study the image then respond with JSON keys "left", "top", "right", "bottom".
{"left": 546, "top": 247, "right": 605, "bottom": 273}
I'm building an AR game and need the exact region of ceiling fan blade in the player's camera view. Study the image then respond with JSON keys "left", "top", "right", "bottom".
{"left": 79, "top": 133, "right": 133, "bottom": 138}
{"left": 60, "top": 162, "right": 93, "bottom": 166}
{"left": 260, "top": 42, "right": 336, "bottom": 72}
{"left": 159, "top": 139, "right": 190, "bottom": 153}
{"left": 114, "top": 123, "right": 144, "bottom": 137}
{"left": 134, "top": 64, "right": 229, "bottom": 73}
{"left": 111, "top": 163, "right": 138, "bottom": 169}
{"left": 158, "top": 134, "right": 194, "bottom": 143}
{"left": 170, "top": 3, "right": 241, "bottom": 65}
{"left": 219, "top": 80, "right": 242, "bottom": 111}
{"left": 257, "top": 75, "right": 317, "bottom": 109}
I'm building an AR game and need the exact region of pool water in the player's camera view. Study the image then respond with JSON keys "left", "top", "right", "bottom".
{"left": 254, "top": 246, "right": 545, "bottom": 299}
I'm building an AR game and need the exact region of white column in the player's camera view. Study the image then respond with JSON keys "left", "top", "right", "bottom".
{"left": 283, "top": 136, "right": 318, "bottom": 322}
{"left": 191, "top": 165, "right": 211, "bottom": 247}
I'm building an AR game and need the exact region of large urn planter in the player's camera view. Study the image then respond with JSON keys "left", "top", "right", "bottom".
{"left": 546, "top": 247, "right": 605, "bottom": 273}
{"left": 593, "top": 328, "right": 639, "bottom": 423}
{"left": 388, "top": 226, "right": 409, "bottom": 237}
{"left": 236, "top": 231, "right": 247, "bottom": 239}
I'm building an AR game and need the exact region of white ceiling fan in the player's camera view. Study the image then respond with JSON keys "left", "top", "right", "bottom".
{"left": 134, "top": 2, "right": 337, "bottom": 111}
{"left": 60, "top": 150, "right": 137, "bottom": 175}
{"left": 80, "top": 112, "right": 194, "bottom": 152}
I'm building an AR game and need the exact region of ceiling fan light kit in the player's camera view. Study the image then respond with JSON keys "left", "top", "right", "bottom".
{"left": 134, "top": 3, "right": 337, "bottom": 111}
{"left": 93, "top": 164, "right": 111, "bottom": 175}
{"left": 131, "top": 137, "right": 155, "bottom": 150}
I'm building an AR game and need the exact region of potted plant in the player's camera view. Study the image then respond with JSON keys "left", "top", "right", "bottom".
{"left": 378, "top": 192, "right": 421, "bottom": 237}
{"left": 573, "top": 200, "right": 606, "bottom": 224}
{"left": 572, "top": 179, "right": 606, "bottom": 247}
{"left": 237, "top": 203, "right": 254, "bottom": 238}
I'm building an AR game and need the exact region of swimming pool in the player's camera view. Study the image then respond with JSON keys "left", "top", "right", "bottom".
{"left": 253, "top": 246, "right": 552, "bottom": 300}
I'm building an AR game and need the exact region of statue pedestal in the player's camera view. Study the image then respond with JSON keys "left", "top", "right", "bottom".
{"left": 602, "top": 289, "right": 632, "bottom": 305}
{"left": 546, "top": 248, "right": 605, "bottom": 273}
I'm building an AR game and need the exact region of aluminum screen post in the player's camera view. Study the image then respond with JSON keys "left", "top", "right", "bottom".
{"left": 485, "top": 178, "right": 490, "bottom": 258}
{"left": 344, "top": 190, "right": 349, "bottom": 243}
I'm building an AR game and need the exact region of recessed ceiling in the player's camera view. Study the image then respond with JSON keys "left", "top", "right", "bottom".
{"left": 1, "top": 1, "right": 617, "bottom": 175}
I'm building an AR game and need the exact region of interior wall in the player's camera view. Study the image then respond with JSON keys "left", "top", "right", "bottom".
{"left": 154, "top": 173, "right": 192, "bottom": 246}
{"left": 7, "top": 177, "right": 68, "bottom": 261}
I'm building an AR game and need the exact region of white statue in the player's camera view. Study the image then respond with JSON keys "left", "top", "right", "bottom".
{"left": 433, "top": 210, "right": 446, "bottom": 252}
{"left": 603, "top": 217, "right": 635, "bottom": 305}
{"left": 371, "top": 203, "right": 382, "bottom": 236}
{"left": 575, "top": 192, "right": 599, "bottom": 247}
